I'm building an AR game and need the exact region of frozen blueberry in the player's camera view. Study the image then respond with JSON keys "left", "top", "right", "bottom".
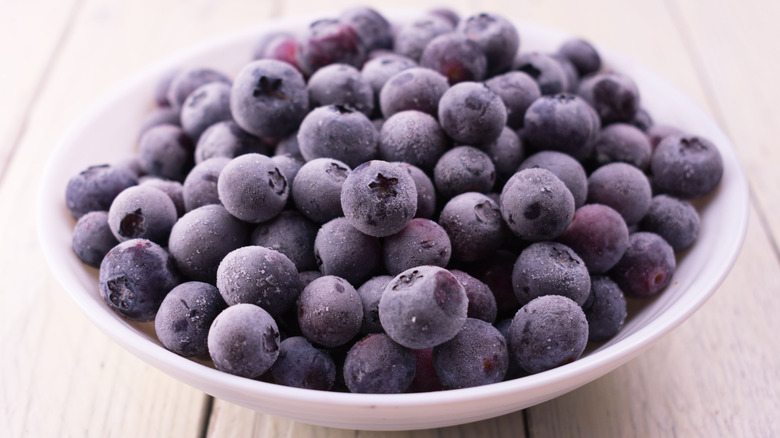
{"left": 457, "top": 12, "right": 520, "bottom": 76}
{"left": 217, "top": 153, "right": 288, "bottom": 223}
{"left": 182, "top": 157, "right": 230, "bottom": 212}
{"left": 500, "top": 168, "right": 575, "bottom": 241}
{"left": 270, "top": 336, "right": 337, "bottom": 390}
{"left": 651, "top": 135, "right": 724, "bottom": 199}
{"left": 557, "top": 38, "right": 601, "bottom": 77}
{"left": 438, "top": 82, "right": 507, "bottom": 146}
{"left": 519, "top": 150, "right": 588, "bottom": 208}
{"left": 432, "top": 318, "right": 509, "bottom": 389}
{"left": 99, "top": 238, "right": 181, "bottom": 321}
{"left": 481, "top": 127, "right": 524, "bottom": 184}
{"left": 383, "top": 218, "right": 451, "bottom": 275}
{"left": 356, "top": 275, "right": 392, "bottom": 334}
{"left": 379, "top": 67, "right": 449, "bottom": 118}
{"left": 393, "top": 15, "right": 453, "bottom": 62}
{"left": 307, "top": 63, "right": 374, "bottom": 116}
{"left": 297, "top": 275, "right": 363, "bottom": 348}
{"left": 340, "top": 6, "right": 393, "bottom": 52}
{"left": 168, "top": 204, "right": 249, "bottom": 284}
{"left": 379, "top": 266, "right": 468, "bottom": 349}
{"left": 582, "top": 276, "right": 626, "bottom": 342}
{"left": 230, "top": 59, "right": 309, "bottom": 138}
{"left": 398, "top": 163, "right": 437, "bottom": 219}
{"left": 292, "top": 158, "right": 351, "bottom": 223}
{"left": 167, "top": 67, "right": 231, "bottom": 108}
{"left": 340, "top": 160, "right": 417, "bottom": 237}
{"left": 508, "top": 295, "right": 589, "bottom": 374}
{"left": 420, "top": 32, "right": 487, "bottom": 84}
{"left": 343, "top": 333, "right": 416, "bottom": 393}
{"left": 522, "top": 93, "right": 600, "bottom": 161}
{"left": 297, "top": 104, "right": 378, "bottom": 168}
{"left": 138, "top": 107, "right": 180, "bottom": 137}
{"left": 298, "top": 270, "right": 324, "bottom": 291}
{"left": 180, "top": 81, "right": 232, "bottom": 140}
{"left": 511, "top": 241, "right": 591, "bottom": 307}
{"left": 139, "top": 177, "right": 185, "bottom": 217}
{"left": 252, "top": 31, "right": 305, "bottom": 74}
{"left": 587, "top": 162, "right": 652, "bottom": 225}
{"left": 360, "top": 54, "right": 417, "bottom": 107}
{"left": 577, "top": 71, "right": 640, "bottom": 124}
{"left": 594, "top": 123, "right": 653, "bottom": 170}
{"left": 71, "top": 211, "right": 119, "bottom": 268}
{"left": 65, "top": 164, "right": 139, "bottom": 219}
{"left": 513, "top": 52, "right": 569, "bottom": 95}
{"left": 434, "top": 146, "right": 496, "bottom": 200}
{"left": 138, "top": 124, "right": 194, "bottom": 182}
{"left": 216, "top": 245, "right": 300, "bottom": 316}
{"left": 557, "top": 203, "right": 630, "bottom": 274}
{"left": 154, "top": 281, "right": 227, "bottom": 357}
{"left": 439, "top": 192, "right": 505, "bottom": 262}
{"left": 250, "top": 210, "right": 318, "bottom": 271}
{"left": 609, "top": 231, "right": 675, "bottom": 298}
{"left": 208, "top": 303, "right": 280, "bottom": 378}
{"left": 300, "top": 18, "right": 366, "bottom": 74}
{"left": 450, "top": 270, "right": 497, "bottom": 323}
{"left": 639, "top": 194, "right": 701, "bottom": 252}
{"left": 485, "top": 71, "right": 542, "bottom": 129}
{"left": 194, "top": 120, "right": 272, "bottom": 165}
{"left": 379, "top": 110, "right": 449, "bottom": 172}
{"left": 108, "top": 185, "right": 177, "bottom": 245}
{"left": 314, "top": 217, "right": 382, "bottom": 286}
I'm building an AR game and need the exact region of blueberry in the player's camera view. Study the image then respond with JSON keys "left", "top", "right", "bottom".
{"left": 107, "top": 185, "right": 178, "bottom": 245}
{"left": 340, "top": 6, "right": 393, "bottom": 52}
{"left": 557, "top": 38, "right": 602, "bottom": 77}
{"left": 313, "top": 217, "right": 382, "bottom": 286}
{"left": 217, "top": 153, "right": 289, "bottom": 223}
{"left": 271, "top": 336, "right": 337, "bottom": 390}
{"left": 297, "top": 275, "right": 363, "bottom": 348}
{"left": 383, "top": 218, "right": 451, "bottom": 275}
{"left": 594, "top": 123, "right": 653, "bottom": 170}
{"left": 397, "top": 163, "right": 437, "bottom": 219}
{"left": 469, "top": 250, "right": 521, "bottom": 319}
{"left": 551, "top": 53, "right": 580, "bottom": 93}
{"left": 558, "top": 203, "right": 630, "bottom": 274}
{"left": 153, "top": 68, "right": 179, "bottom": 108}
{"left": 139, "top": 177, "right": 185, "bottom": 217}
{"left": 500, "top": 168, "right": 575, "bottom": 241}
{"left": 180, "top": 81, "right": 232, "bottom": 140}
{"left": 378, "top": 110, "right": 449, "bottom": 172}
{"left": 420, "top": 32, "right": 487, "bottom": 84}
{"left": 511, "top": 241, "right": 591, "bottom": 307}
{"left": 297, "top": 104, "right": 378, "bottom": 168}
{"left": 230, "top": 59, "right": 309, "bottom": 138}
{"left": 168, "top": 204, "right": 249, "bottom": 284}
{"left": 450, "top": 270, "right": 497, "bottom": 323}
{"left": 298, "top": 270, "right": 324, "bottom": 291}
{"left": 519, "top": 150, "right": 588, "bottom": 208}
{"left": 65, "top": 164, "right": 138, "bottom": 220}
{"left": 216, "top": 245, "right": 300, "bottom": 316}
{"left": 379, "top": 67, "right": 449, "bottom": 118}
{"left": 587, "top": 162, "right": 652, "bottom": 225}
{"left": 356, "top": 275, "right": 392, "bottom": 334}
{"left": 630, "top": 107, "right": 654, "bottom": 132}
{"left": 409, "top": 347, "right": 443, "bottom": 392}
{"left": 300, "top": 18, "right": 366, "bottom": 74}
{"left": 646, "top": 124, "right": 684, "bottom": 149}
{"left": 508, "top": 295, "right": 589, "bottom": 374}
{"left": 434, "top": 146, "right": 496, "bottom": 199}
{"left": 306, "top": 63, "right": 374, "bottom": 116}
{"left": 457, "top": 12, "right": 520, "bottom": 76}
{"left": 270, "top": 154, "right": 305, "bottom": 202}
{"left": 166, "top": 67, "right": 231, "bottom": 108}
{"left": 513, "top": 52, "right": 569, "bottom": 95}
{"left": 485, "top": 71, "right": 542, "bottom": 129}
{"left": 522, "top": 93, "right": 600, "bottom": 161}
{"left": 432, "top": 318, "right": 509, "bottom": 388}
{"left": 439, "top": 192, "right": 505, "bottom": 262}
{"left": 71, "top": 211, "right": 119, "bottom": 268}
{"left": 639, "top": 194, "right": 701, "bottom": 252}
{"left": 481, "top": 127, "right": 524, "bottom": 184}
{"left": 274, "top": 132, "right": 303, "bottom": 158}
{"left": 360, "top": 53, "right": 417, "bottom": 107}
{"left": 99, "top": 238, "right": 181, "bottom": 321}
{"left": 250, "top": 210, "right": 319, "bottom": 271}
{"left": 651, "top": 135, "right": 724, "bottom": 199}
{"left": 138, "top": 124, "right": 194, "bottom": 181}
{"left": 609, "top": 231, "right": 675, "bottom": 298}
{"left": 343, "top": 333, "right": 416, "bottom": 393}
{"left": 194, "top": 120, "right": 272, "bottom": 165}
{"left": 292, "top": 158, "right": 351, "bottom": 223}
{"left": 393, "top": 16, "right": 453, "bottom": 62}
{"left": 154, "top": 281, "right": 227, "bottom": 357}
{"left": 208, "top": 303, "right": 280, "bottom": 378}
{"left": 577, "top": 71, "right": 640, "bottom": 124}
{"left": 582, "top": 276, "right": 627, "bottom": 342}
{"left": 379, "top": 266, "right": 468, "bottom": 349}
{"left": 340, "top": 160, "right": 417, "bottom": 237}
{"left": 439, "top": 82, "right": 507, "bottom": 146}
{"left": 252, "top": 32, "right": 306, "bottom": 74}
{"left": 182, "top": 157, "right": 230, "bottom": 212}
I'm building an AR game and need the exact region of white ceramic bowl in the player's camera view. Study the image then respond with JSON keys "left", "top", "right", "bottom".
{"left": 37, "top": 10, "right": 749, "bottom": 431}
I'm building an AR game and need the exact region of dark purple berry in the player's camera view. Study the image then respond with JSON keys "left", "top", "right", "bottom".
{"left": 485, "top": 71, "right": 542, "bottom": 129}
{"left": 609, "top": 231, "right": 675, "bottom": 298}
{"left": 182, "top": 157, "right": 230, "bottom": 212}
{"left": 208, "top": 303, "right": 280, "bottom": 378}
{"left": 194, "top": 120, "right": 273, "bottom": 165}
{"left": 379, "top": 110, "right": 449, "bottom": 172}
{"left": 577, "top": 71, "right": 640, "bottom": 124}
{"left": 519, "top": 150, "right": 588, "bottom": 208}
{"left": 393, "top": 16, "right": 453, "bottom": 62}
{"left": 651, "top": 135, "right": 724, "bottom": 199}
{"left": 297, "top": 275, "right": 363, "bottom": 348}
{"left": 379, "top": 67, "right": 449, "bottom": 118}
{"left": 71, "top": 211, "right": 119, "bottom": 268}
{"left": 250, "top": 210, "right": 318, "bottom": 271}
{"left": 587, "top": 162, "right": 652, "bottom": 225}
{"left": 216, "top": 153, "right": 289, "bottom": 223}
{"left": 301, "top": 18, "right": 366, "bottom": 74}
{"left": 155, "top": 281, "right": 227, "bottom": 357}
{"left": 457, "top": 12, "right": 520, "bottom": 76}
{"left": 356, "top": 275, "right": 392, "bottom": 334}
{"left": 138, "top": 124, "right": 194, "bottom": 181}
{"left": 180, "top": 81, "right": 232, "bottom": 140}
{"left": 167, "top": 68, "right": 231, "bottom": 108}
{"left": 383, "top": 218, "right": 451, "bottom": 275}
{"left": 594, "top": 123, "right": 653, "bottom": 170}
{"left": 439, "top": 192, "right": 505, "bottom": 262}
{"left": 438, "top": 82, "right": 506, "bottom": 146}
{"left": 558, "top": 203, "right": 630, "bottom": 274}
{"left": 343, "top": 333, "right": 416, "bottom": 393}
{"left": 513, "top": 52, "right": 569, "bottom": 95}
{"left": 433, "top": 146, "right": 496, "bottom": 199}
{"left": 65, "top": 164, "right": 138, "bottom": 220}
{"left": 292, "top": 158, "right": 351, "bottom": 223}
{"left": 582, "top": 276, "right": 626, "bottom": 342}
{"left": 307, "top": 63, "right": 374, "bottom": 116}
{"left": 511, "top": 241, "right": 591, "bottom": 307}
{"left": 557, "top": 38, "right": 601, "bottom": 77}
{"left": 271, "top": 336, "right": 336, "bottom": 390}
{"left": 313, "top": 217, "right": 382, "bottom": 286}
{"left": 639, "top": 194, "right": 701, "bottom": 252}
{"left": 297, "top": 104, "right": 378, "bottom": 168}
{"left": 450, "top": 270, "right": 497, "bottom": 323}
{"left": 500, "top": 168, "right": 575, "bottom": 241}
{"left": 432, "top": 318, "right": 508, "bottom": 388}
{"left": 108, "top": 185, "right": 178, "bottom": 245}
{"left": 420, "top": 32, "right": 487, "bottom": 84}
{"left": 522, "top": 93, "right": 600, "bottom": 161}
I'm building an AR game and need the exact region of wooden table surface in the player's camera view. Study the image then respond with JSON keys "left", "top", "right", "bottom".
{"left": 3, "top": 0, "right": 779, "bottom": 436}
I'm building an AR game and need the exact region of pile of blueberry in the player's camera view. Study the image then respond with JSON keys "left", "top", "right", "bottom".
{"left": 65, "top": 7, "right": 724, "bottom": 393}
